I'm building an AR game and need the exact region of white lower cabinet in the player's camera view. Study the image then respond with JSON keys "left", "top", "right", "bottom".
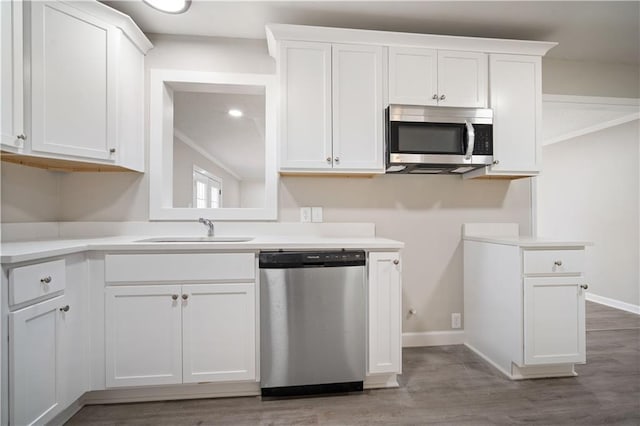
{"left": 524, "top": 277, "right": 586, "bottom": 365}
{"left": 105, "top": 283, "right": 256, "bottom": 388}
{"left": 7, "top": 254, "right": 88, "bottom": 426}
{"left": 10, "top": 296, "right": 63, "bottom": 426}
{"left": 105, "top": 285, "right": 183, "bottom": 388}
{"left": 367, "top": 252, "right": 402, "bottom": 375}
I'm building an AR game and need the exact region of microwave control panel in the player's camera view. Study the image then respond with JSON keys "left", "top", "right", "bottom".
{"left": 472, "top": 125, "right": 493, "bottom": 156}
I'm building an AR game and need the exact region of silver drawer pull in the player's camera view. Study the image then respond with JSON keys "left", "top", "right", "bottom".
{"left": 60, "top": 305, "right": 70, "bottom": 312}
{"left": 554, "top": 260, "right": 563, "bottom": 267}
{"left": 40, "top": 276, "right": 52, "bottom": 284}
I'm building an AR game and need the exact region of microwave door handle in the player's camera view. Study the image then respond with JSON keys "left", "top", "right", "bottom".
{"left": 464, "top": 120, "right": 475, "bottom": 160}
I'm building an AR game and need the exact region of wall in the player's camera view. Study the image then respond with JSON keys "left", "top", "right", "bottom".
{"left": 173, "top": 138, "right": 240, "bottom": 208}
{"left": 536, "top": 120, "right": 639, "bottom": 307}
{"left": 542, "top": 58, "right": 640, "bottom": 98}
{"left": 0, "top": 162, "right": 61, "bottom": 222}
{"left": 280, "top": 175, "right": 532, "bottom": 332}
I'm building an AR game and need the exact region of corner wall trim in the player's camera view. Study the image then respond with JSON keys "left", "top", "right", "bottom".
{"left": 402, "top": 330, "right": 465, "bottom": 347}
{"left": 586, "top": 293, "right": 640, "bottom": 315}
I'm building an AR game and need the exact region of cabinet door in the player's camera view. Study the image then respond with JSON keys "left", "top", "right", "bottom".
{"left": 367, "top": 252, "right": 402, "bottom": 374}
{"left": 105, "top": 285, "right": 182, "bottom": 387}
{"left": 30, "top": 1, "right": 117, "bottom": 160}
{"left": 524, "top": 277, "right": 586, "bottom": 365}
{"left": 437, "top": 50, "right": 488, "bottom": 108}
{"left": 10, "top": 296, "right": 64, "bottom": 426}
{"left": 115, "top": 30, "right": 145, "bottom": 172}
{"left": 332, "top": 44, "right": 385, "bottom": 171}
{"left": 182, "top": 283, "right": 256, "bottom": 383}
{"left": 488, "top": 54, "right": 541, "bottom": 174}
{"left": 0, "top": 0, "right": 24, "bottom": 151}
{"left": 388, "top": 47, "right": 438, "bottom": 106}
{"left": 57, "top": 255, "right": 89, "bottom": 407}
{"left": 279, "top": 41, "right": 332, "bottom": 170}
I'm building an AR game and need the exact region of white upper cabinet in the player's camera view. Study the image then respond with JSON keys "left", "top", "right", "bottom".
{"left": 436, "top": 50, "right": 488, "bottom": 108}
{"left": 0, "top": 0, "right": 24, "bottom": 152}
{"left": 466, "top": 54, "right": 542, "bottom": 179}
{"left": 388, "top": 47, "right": 487, "bottom": 108}
{"left": 332, "top": 44, "right": 384, "bottom": 171}
{"left": 30, "top": 1, "right": 118, "bottom": 161}
{"left": 279, "top": 41, "right": 332, "bottom": 170}
{"left": 1, "top": 0, "right": 151, "bottom": 172}
{"left": 278, "top": 40, "right": 384, "bottom": 174}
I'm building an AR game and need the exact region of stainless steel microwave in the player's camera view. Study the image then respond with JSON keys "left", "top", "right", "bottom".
{"left": 386, "top": 105, "right": 493, "bottom": 174}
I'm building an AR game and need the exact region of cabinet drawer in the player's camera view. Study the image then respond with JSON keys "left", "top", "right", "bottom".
{"left": 105, "top": 253, "right": 256, "bottom": 283}
{"left": 9, "top": 259, "right": 66, "bottom": 306}
{"left": 523, "top": 250, "right": 584, "bottom": 275}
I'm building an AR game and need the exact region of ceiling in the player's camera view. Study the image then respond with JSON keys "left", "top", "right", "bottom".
{"left": 103, "top": 1, "right": 639, "bottom": 65}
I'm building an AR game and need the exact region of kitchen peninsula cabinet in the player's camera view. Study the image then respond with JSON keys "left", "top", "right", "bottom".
{"left": 0, "top": 0, "right": 151, "bottom": 172}
{"left": 463, "top": 224, "right": 588, "bottom": 379}
{"left": 388, "top": 47, "right": 487, "bottom": 108}
{"left": 278, "top": 40, "right": 384, "bottom": 173}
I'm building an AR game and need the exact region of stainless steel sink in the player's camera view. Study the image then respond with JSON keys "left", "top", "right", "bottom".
{"left": 136, "top": 236, "right": 254, "bottom": 243}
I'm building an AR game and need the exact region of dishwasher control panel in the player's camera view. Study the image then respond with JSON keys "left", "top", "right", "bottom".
{"left": 259, "top": 250, "right": 366, "bottom": 268}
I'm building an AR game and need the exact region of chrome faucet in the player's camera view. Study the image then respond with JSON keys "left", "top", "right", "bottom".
{"left": 198, "top": 218, "right": 215, "bottom": 237}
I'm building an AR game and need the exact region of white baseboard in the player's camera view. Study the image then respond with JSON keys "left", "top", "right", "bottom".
{"left": 402, "top": 330, "right": 464, "bottom": 347}
{"left": 587, "top": 293, "right": 640, "bottom": 315}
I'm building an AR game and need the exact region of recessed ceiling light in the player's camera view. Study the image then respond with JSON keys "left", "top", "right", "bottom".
{"left": 228, "top": 109, "right": 243, "bottom": 118}
{"left": 142, "top": 0, "right": 191, "bottom": 14}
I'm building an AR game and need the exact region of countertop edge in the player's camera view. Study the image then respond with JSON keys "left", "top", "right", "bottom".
{"left": 463, "top": 235, "right": 592, "bottom": 248}
{"left": 1, "top": 238, "right": 405, "bottom": 265}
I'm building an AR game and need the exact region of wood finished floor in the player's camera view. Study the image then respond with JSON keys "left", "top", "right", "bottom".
{"left": 67, "top": 302, "right": 640, "bottom": 425}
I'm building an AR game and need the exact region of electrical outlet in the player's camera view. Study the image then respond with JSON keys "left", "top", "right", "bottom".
{"left": 300, "top": 207, "right": 311, "bottom": 223}
{"left": 311, "top": 206, "right": 323, "bottom": 223}
{"left": 451, "top": 313, "right": 462, "bottom": 329}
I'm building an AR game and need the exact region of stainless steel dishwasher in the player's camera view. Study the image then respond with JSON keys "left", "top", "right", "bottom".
{"left": 259, "top": 250, "right": 366, "bottom": 397}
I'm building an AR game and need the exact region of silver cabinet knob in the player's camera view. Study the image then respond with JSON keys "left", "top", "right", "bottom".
{"left": 16, "top": 134, "right": 26, "bottom": 140}
{"left": 59, "top": 305, "right": 70, "bottom": 312}
{"left": 432, "top": 94, "right": 438, "bottom": 100}
{"left": 580, "top": 284, "right": 589, "bottom": 290}
{"left": 40, "top": 276, "right": 52, "bottom": 284}
{"left": 554, "top": 260, "right": 563, "bottom": 266}
{"left": 393, "top": 259, "right": 399, "bottom": 265}
{"left": 171, "top": 294, "right": 179, "bottom": 300}
{"left": 109, "top": 148, "right": 116, "bottom": 154}
{"left": 326, "top": 157, "right": 332, "bottom": 163}
{"left": 182, "top": 294, "right": 189, "bottom": 300}
{"left": 334, "top": 157, "right": 340, "bottom": 163}
{"left": 439, "top": 94, "right": 446, "bottom": 100}
{"left": 492, "top": 160, "right": 500, "bottom": 165}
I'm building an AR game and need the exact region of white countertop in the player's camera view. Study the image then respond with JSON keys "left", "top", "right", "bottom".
{"left": 463, "top": 235, "right": 591, "bottom": 248}
{"left": 1, "top": 235, "right": 404, "bottom": 264}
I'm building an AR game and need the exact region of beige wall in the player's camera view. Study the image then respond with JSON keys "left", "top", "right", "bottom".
{"left": 536, "top": 120, "right": 639, "bottom": 307}
{"left": 280, "top": 175, "right": 532, "bottom": 332}
{"left": 542, "top": 58, "right": 640, "bottom": 98}
{"left": 1, "top": 162, "right": 61, "bottom": 222}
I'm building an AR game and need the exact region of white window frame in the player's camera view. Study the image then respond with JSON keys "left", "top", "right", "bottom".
{"left": 192, "top": 166, "right": 223, "bottom": 209}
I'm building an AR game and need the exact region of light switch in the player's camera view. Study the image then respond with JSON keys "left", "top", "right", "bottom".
{"left": 300, "top": 207, "right": 311, "bottom": 223}
{"left": 311, "top": 207, "right": 323, "bottom": 223}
